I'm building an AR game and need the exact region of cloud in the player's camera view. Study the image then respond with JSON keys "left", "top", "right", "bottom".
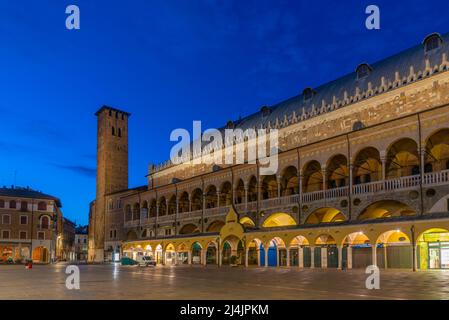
{"left": 52, "top": 163, "right": 96, "bottom": 178}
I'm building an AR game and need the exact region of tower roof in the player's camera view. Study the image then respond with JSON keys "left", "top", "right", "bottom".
{"left": 95, "top": 105, "right": 131, "bottom": 117}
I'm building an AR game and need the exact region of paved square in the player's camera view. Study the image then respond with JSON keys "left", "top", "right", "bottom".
{"left": 1, "top": 264, "right": 449, "bottom": 300}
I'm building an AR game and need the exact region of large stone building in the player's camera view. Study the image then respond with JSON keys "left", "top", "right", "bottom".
{"left": 89, "top": 32, "right": 449, "bottom": 270}
{"left": 0, "top": 186, "right": 63, "bottom": 263}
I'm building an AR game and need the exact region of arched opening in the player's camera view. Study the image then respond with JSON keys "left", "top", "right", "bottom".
{"left": 315, "top": 235, "right": 337, "bottom": 268}
{"left": 386, "top": 138, "right": 419, "bottom": 178}
{"left": 141, "top": 201, "right": 148, "bottom": 219}
{"left": 247, "top": 176, "right": 258, "bottom": 202}
{"left": 358, "top": 200, "right": 416, "bottom": 221}
{"left": 260, "top": 237, "right": 286, "bottom": 267}
{"left": 125, "top": 204, "right": 132, "bottom": 221}
{"left": 239, "top": 216, "right": 255, "bottom": 228}
{"left": 219, "top": 181, "right": 232, "bottom": 206}
{"left": 353, "top": 147, "right": 381, "bottom": 184}
{"left": 425, "top": 129, "right": 449, "bottom": 172}
{"left": 262, "top": 213, "right": 296, "bottom": 228}
{"left": 206, "top": 242, "right": 217, "bottom": 265}
{"left": 261, "top": 175, "right": 277, "bottom": 199}
{"left": 178, "top": 192, "right": 189, "bottom": 213}
{"left": 235, "top": 179, "right": 245, "bottom": 204}
{"left": 32, "top": 246, "right": 49, "bottom": 263}
{"left": 158, "top": 197, "right": 167, "bottom": 216}
{"left": 247, "top": 238, "right": 262, "bottom": 266}
{"left": 221, "top": 236, "right": 244, "bottom": 266}
{"left": 304, "top": 208, "right": 346, "bottom": 224}
{"left": 132, "top": 203, "right": 140, "bottom": 220}
{"left": 126, "top": 230, "right": 138, "bottom": 241}
{"left": 178, "top": 223, "right": 200, "bottom": 235}
{"left": 164, "top": 243, "right": 176, "bottom": 265}
{"left": 191, "top": 188, "right": 203, "bottom": 211}
{"left": 191, "top": 242, "right": 202, "bottom": 264}
{"left": 222, "top": 241, "right": 232, "bottom": 265}
{"left": 376, "top": 230, "right": 412, "bottom": 269}
{"left": 342, "top": 232, "right": 372, "bottom": 268}
{"left": 155, "top": 244, "right": 163, "bottom": 264}
{"left": 417, "top": 228, "right": 449, "bottom": 269}
{"left": 149, "top": 199, "right": 157, "bottom": 218}
{"left": 280, "top": 166, "right": 298, "bottom": 196}
{"left": 176, "top": 243, "right": 189, "bottom": 264}
{"left": 206, "top": 220, "right": 225, "bottom": 232}
{"left": 167, "top": 195, "right": 176, "bottom": 215}
{"left": 205, "top": 185, "right": 218, "bottom": 209}
{"left": 289, "top": 236, "right": 310, "bottom": 267}
{"left": 302, "top": 160, "right": 323, "bottom": 192}
{"left": 326, "top": 154, "right": 349, "bottom": 188}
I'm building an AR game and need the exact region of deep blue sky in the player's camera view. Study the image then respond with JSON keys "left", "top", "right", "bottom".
{"left": 0, "top": 0, "right": 447, "bottom": 225}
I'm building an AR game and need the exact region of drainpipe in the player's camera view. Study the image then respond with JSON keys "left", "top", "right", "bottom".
{"left": 346, "top": 134, "right": 352, "bottom": 220}
{"left": 417, "top": 113, "right": 425, "bottom": 216}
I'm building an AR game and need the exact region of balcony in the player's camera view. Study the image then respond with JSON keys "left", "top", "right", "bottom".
{"left": 124, "top": 170, "right": 449, "bottom": 228}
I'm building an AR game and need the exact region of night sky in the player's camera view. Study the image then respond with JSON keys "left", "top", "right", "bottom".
{"left": 1, "top": 0, "right": 448, "bottom": 225}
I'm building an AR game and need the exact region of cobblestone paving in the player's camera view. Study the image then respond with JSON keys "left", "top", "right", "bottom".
{"left": 1, "top": 264, "right": 449, "bottom": 300}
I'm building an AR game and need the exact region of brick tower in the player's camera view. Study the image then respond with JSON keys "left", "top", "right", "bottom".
{"left": 89, "top": 106, "right": 130, "bottom": 262}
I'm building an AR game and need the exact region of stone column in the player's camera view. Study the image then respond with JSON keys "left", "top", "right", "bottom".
{"left": 337, "top": 245, "right": 343, "bottom": 269}
{"left": 189, "top": 194, "right": 192, "bottom": 212}
{"left": 322, "top": 167, "right": 327, "bottom": 198}
{"left": 420, "top": 147, "right": 426, "bottom": 183}
{"left": 380, "top": 153, "right": 387, "bottom": 182}
{"left": 321, "top": 247, "right": 328, "bottom": 269}
{"left": 310, "top": 246, "right": 315, "bottom": 268}
{"left": 187, "top": 251, "right": 192, "bottom": 265}
{"left": 244, "top": 185, "right": 248, "bottom": 212}
{"left": 276, "top": 247, "right": 280, "bottom": 267}
{"left": 371, "top": 244, "right": 377, "bottom": 267}
{"left": 202, "top": 249, "right": 207, "bottom": 266}
{"left": 277, "top": 175, "right": 281, "bottom": 199}
{"left": 216, "top": 189, "right": 220, "bottom": 208}
{"left": 347, "top": 246, "right": 353, "bottom": 269}
{"left": 349, "top": 163, "right": 354, "bottom": 195}
{"left": 298, "top": 247, "right": 304, "bottom": 268}
{"left": 299, "top": 171, "right": 303, "bottom": 204}
{"left": 257, "top": 249, "right": 261, "bottom": 267}
{"left": 216, "top": 247, "right": 219, "bottom": 266}
{"left": 245, "top": 248, "right": 249, "bottom": 267}
{"left": 286, "top": 247, "right": 290, "bottom": 267}
{"left": 384, "top": 244, "right": 388, "bottom": 269}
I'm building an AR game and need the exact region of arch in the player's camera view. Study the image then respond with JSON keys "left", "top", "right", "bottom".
{"left": 290, "top": 235, "right": 309, "bottom": 247}
{"left": 353, "top": 146, "right": 381, "bottom": 184}
{"left": 191, "top": 188, "right": 203, "bottom": 211}
{"left": 124, "top": 204, "right": 132, "bottom": 221}
{"left": 32, "top": 246, "right": 49, "bottom": 263}
{"left": 167, "top": 195, "right": 176, "bottom": 215}
{"left": 178, "top": 192, "right": 189, "bottom": 213}
{"left": 342, "top": 232, "right": 372, "bottom": 269}
{"left": 262, "top": 213, "right": 296, "bottom": 228}
{"left": 302, "top": 160, "right": 322, "bottom": 192}
{"left": 126, "top": 230, "right": 138, "bottom": 241}
{"left": 386, "top": 138, "right": 419, "bottom": 178}
{"left": 205, "top": 185, "right": 218, "bottom": 209}
{"left": 261, "top": 174, "right": 277, "bottom": 199}
{"left": 239, "top": 216, "right": 255, "bottom": 228}
{"left": 247, "top": 238, "right": 262, "bottom": 266}
{"left": 315, "top": 234, "right": 336, "bottom": 245}
{"left": 417, "top": 228, "right": 449, "bottom": 269}
{"left": 132, "top": 202, "right": 140, "bottom": 220}
{"left": 234, "top": 179, "right": 245, "bottom": 204}
{"left": 206, "top": 220, "right": 225, "bottom": 232}
{"left": 149, "top": 199, "right": 157, "bottom": 218}
{"left": 158, "top": 197, "right": 167, "bottom": 216}
{"left": 425, "top": 128, "right": 449, "bottom": 172}
{"left": 280, "top": 166, "right": 298, "bottom": 196}
{"left": 376, "top": 230, "right": 412, "bottom": 269}
{"left": 191, "top": 242, "right": 202, "bottom": 264}
{"left": 247, "top": 176, "right": 258, "bottom": 202}
{"left": 219, "top": 181, "right": 232, "bottom": 206}
{"left": 304, "top": 207, "right": 346, "bottom": 224}
{"left": 326, "top": 154, "right": 349, "bottom": 188}
{"left": 358, "top": 200, "right": 416, "bottom": 221}
{"left": 178, "top": 223, "right": 200, "bottom": 235}
{"left": 206, "top": 242, "right": 217, "bottom": 265}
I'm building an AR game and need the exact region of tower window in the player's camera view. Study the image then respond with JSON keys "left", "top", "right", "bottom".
{"left": 423, "top": 33, "right": 442, "bottom": 53}
{"left": 356, "top": 63, "right": 372, "bottom": 79}
{"left": 109, "top": 110, "right": 112, "bottom": 116}
{"left": 118, "top": 128, "right": 122, "bottom": 137}
{"left": 112, "top": 126, "right": 115, "bottom": 136}
{"left": 302, "top": 87, "right": 315, "bottom": 101}
{"left": 115, "top": 112, "right": 119, "bottom": 119}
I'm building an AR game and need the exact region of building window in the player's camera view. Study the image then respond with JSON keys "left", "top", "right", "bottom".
{"left": 20, "top": 215, "right": 28, "bottom": 225}
{"left": 20, "top": 201, "right": 28, "bottom": 212}
{"left": 110, "top": 230, "right": 113, "bottom": 239}
{"left": 9, "top": 200, "right": 16, "bottom": 209}
{"left": 1, "top": 230, "right": 10, "bottom": 239}
{"left": 114, "top": 230, "right": 117, "bottom": 238}
{"left": 0, "top": 199, "right": 4, "bottom": 208}
{"left": 118, "top": 128, "right": 122, "bottom": 137}
{"left": 2, "top": 215, "right": 11, "bottom": 224}
{"left": 84, "top": 238, "right": 87, "bottom": 244}
{"left": 37, "top": 231, "right": 45, "bottom": 240}
{"left": 20, "top": 231, "right": 27, "bottom": 240}
{"left": 38, "top": 202, "right": 47, "bottom": 211}
{"left": 112, "top": 126, "right": 115, "bottom": 136}
{"left": 165, "top": 228, "right": 172, "bottom": 236}
{"left": 40, "top": 216, "right": 50, "bottom": 229}
{"left": 424, "top": 34, "right": 442, "bottom": 52}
